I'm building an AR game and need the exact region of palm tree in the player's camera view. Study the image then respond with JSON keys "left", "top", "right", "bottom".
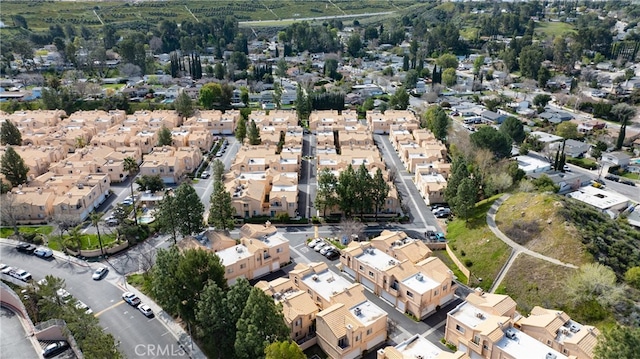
{"left": 123, "top": 156, "right": 139, "bottom": 226}
{"left": 68, "top": 225, "right": 83, "bottom": 252}
{"left": 89, "top": 212, "right": 105, "bottom": 257}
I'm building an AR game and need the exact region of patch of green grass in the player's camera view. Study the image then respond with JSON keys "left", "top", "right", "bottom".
{"left": 567, "top": 156, "right": 598, "bottom": 170}
{"left": 432, "top": 250, "right": 469, "bottom": 284}
{"left": 495, "top": 193, "right": 592, "bottom": 266}
{"left": 48, "top": 232, "right": 118, "bottom": 251}
{"left": 459, "top": 27, "right": 478, "bottom": 41}
{"left": 621, "top": 172, "right": 640, "bottom": 180}
{"left": 0, "top": 225, "right": 54, "bottom": 238}
{"left": 102, "top": 84, "right": 125, "bottom": 90}
{"left": 535, "top": 21, "right": 576, "bottom": 38}
{"left": 127, "top": 273, "right": 153, "bottom": 295}
{"left": 446, "top": 194, "right": 510, "bottom": 291}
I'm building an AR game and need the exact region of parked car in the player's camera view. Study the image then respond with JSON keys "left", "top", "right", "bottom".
{"left": 319, "top": 245, "right": 336, "bottom": 256}
{"left": 104, "top": 216, "right": 119, "bottom": 226}
{"left": 620, "top": 179, "right": 637, "bottom": 187}
{"left": 11, "top": 269, "right": 32, "bottom": 282}
{"left": 307, "top": 238, "right": 322, "bottom": 248}
{"left": 56, "top": 289, "right": 73, "bottom": 303}
{"left": 92, "top": 267, "right": 109, "bottom": 280}
{"left": 313, "top": 241, "right": 328, "bottom": 252}
{"left": 122, "top": 292, "right": 141, "bottom": 307}
{"left": 16, "top": 243, "right": 36, "bottom": 254}
{"left": 200, "top": 171, "right": 210, "bottom": 179}
{"left": 1, "top": 266, "right": 13, "bottom": 275}
{"left": 562, "top": 164, "right": 571, "bottom": 172}
{"left": 42, "top": 341, "right": 69, "bottom": 358}
{"left": 435, "top": 232, "right": 447, "bottom": 242}
{"left": 75, "top": 300, "right": 93, "bottom": 315}
{"left": 426, "top": 231, "right": 437, "bottom": 241}
{"left": 34, "top": 247, "right": 53, "bottom": 259}
{"left": 604, "top": 174, "right": 620, "bottom": 182}
{"left": 325, "top": 249, "right": 341, "bottom": 261}
{"left": 138, "top": 304, "right": 154, "bottom": 318}
{"left": 434, "top": 208, "right": 452, "bottom": 218}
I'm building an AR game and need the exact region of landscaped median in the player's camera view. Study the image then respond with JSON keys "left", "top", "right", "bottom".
{"left": 444, "top": 194, "right": 510, "bottom": 291}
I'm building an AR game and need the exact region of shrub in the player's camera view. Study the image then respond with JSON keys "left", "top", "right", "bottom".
{"left": 464, "top": 259, "right": 473, "bottom": 267}
{"left": 311, "top": 216, "right": 321, "bottom": 224}
{"left": 460, "top": 250, "right": 466, "bottom": 257}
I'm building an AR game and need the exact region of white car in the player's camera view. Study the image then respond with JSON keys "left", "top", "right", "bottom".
{"left": 1, "top": 265, "right": 13, "bottom": 275}
{"left": 138, "top": 304, "right": 154, "bottom": 318}
{"left": 563, "top": 164, "right": 571, "bottom": 172}
{"left": 11, "top": 269, "right": 32, "bottom": 282}
{"left": 75, "top": 300, "right": 93, "bottom": 315}
{"left": 314, "top": 241, "right": 328, "bottom": 252}
{"left": 92, "top": 267, "right": 109, "bottom": 280}
{"left": 307, "top": 238, "right": 322, "bottom": 248}
{"left": 56, "top": 289, "right": 73, "bottom": 303}
{"left": 319, "top": 245, "right": 336, "bottom": 255}
{"left": 34, "top": 247, "right": 53, "bottom": 259}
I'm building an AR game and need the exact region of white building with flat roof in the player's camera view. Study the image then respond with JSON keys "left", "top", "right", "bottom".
{"left": 377, "top": 334, "right": 468, "bottom": 359}
{"left": 357, "top": 247, "right": 398, "bottom": 272}
{"left": 529, "top": 131, "right": 564, "bottom": 143}
{"left": 402, "top": 272, "right": 440, "bottom": 296}
{"left": 567, "top": 186, "right": 630, "bottom": 215}
{"left": 302, "top": 269, "right": 354, "bottom": 303}
{"left": 516, "top": 155, "right": 552, "bottom": 175}
{"left": 495, "top": 328, "right": 567, "bottom": 359}
{"left": 349, "top": 300, "right": 387, "bottom": 327}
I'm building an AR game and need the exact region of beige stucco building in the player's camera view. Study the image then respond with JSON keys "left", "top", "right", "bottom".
{"left": 377, "top": 334, "right": 469, "bottom": 359}
{"left": 49, "top": 146, "right": 142, "bottom": 183}
{"left": 0, "top": 145, "right": 67, "bottom": 179}
{"left": 186, "top": 110, "right": 239, "bottom": 135}
{"left": 139, "top": 146, "right": 202, "bottom": 184}
{"left": 367, "top": 110, "right": 420, "bottom": 134}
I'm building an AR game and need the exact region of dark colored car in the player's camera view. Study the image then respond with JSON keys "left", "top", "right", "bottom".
{"left": 16, "top": 243, "right": 36, "bottom": 254}
{"left": 620, "top": 179, "right": 637, "bottom": 187}
{"left": 325, "top": 249, "right": 340, "bottom": 261}
{"left": 42, "top": 341, "right": 69, "bottom": 358}
{"left": 604, "top": 175, "right": 619, "bottom": 182}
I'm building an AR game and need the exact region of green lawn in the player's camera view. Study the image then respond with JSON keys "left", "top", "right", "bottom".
{"left": 0, "top": 226, "right": 53, "bottom": 238}
{"left": 432, "top": 250, "right": 469, "bottom": 284}
{"left": 621, "top": 172, "right": 640, "bottom": 180}
{"left": 102, "top": 84, "right": 125, "bottom": 90}
{"left": 446, "top": 195, "right": 510, "bottom": 291}
{"left": 567, "top": 157, "right": 598, "bottom": 170}
{"left": 535, "top": 21, "right": 576, "bottom": 38}
{"left": 48, "top": 232, "right": 118, "bottom": 251}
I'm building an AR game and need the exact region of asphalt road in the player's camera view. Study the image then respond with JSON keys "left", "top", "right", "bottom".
{"left": 0, "top": 244, "right": 185, "bottom": 359}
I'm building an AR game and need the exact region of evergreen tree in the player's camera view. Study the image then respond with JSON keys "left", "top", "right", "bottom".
{"left": 315, "top": 168, "right": 338, "bottom": 217}
{"left": 172, "top": 182, "right": 204, "bottom": 237}
{"left": 371, "top": 168, "right": 390, "bottom": 220}
{"left": 208, "top": 181, "right": 236, "bottom": 231}
{"left": 594, "top": 326, "right": 640, "bottom": 359}
{"left": 0, "top": 120, "right": 22, "bottom": 145}
{"left": 175, "top": 91, "right": 194, "bottom": 120}
{"left": 235, "top": 116, "right": 247, "bottom": 144}
{"left": 444, "top": 157, "right": 469, "bottom": 204}
{"left": 336, "top": 165, "right": 357, "bottom": 217}
{"left": 354, "top": 164, "right": 374, "bottom": 218}
{"left": 1, "top": 146, "right": 29, "bottom": 186}
{"left": 265, "top": 341, "right": 305, "bottom": 359}
{"left": 248, "top": 119, "right": 261, "bottom": 145}
{"left": 423, "top": 105, "right": 449, "bottom": 141}
{"left": 234, "top": 288, "right": 289, "bottom": 359}
{"left": 402, "top": 54, "right": 410, "bottom": 71}
{"left": 499, "top": 116, "right": 525, "bottom": 143}
{"left": 157, "top": 125, "right": 173, "bottom": 146}
{"left": 452, "top": 178, "right": 476, "bottom": 221}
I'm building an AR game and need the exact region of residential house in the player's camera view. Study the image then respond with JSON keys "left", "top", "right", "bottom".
{"left": 601, "top": 152, "right": 631, "bottom": 167}
{"left": 2, "top": 188, "right": 56, "bottom": 224}
{"left": 191, "top": 110, "right": 239, "bottom": 134}
{"left": 480, "top": 110, "right": 508, "bottom": 124}
{"left": 370, "top": 230, "right": 432, "bottom": 264}
{"left": 130, "top": 129, "right": 159, "bottom": 154}
{"left": 515, "top": 155, "right": 552, "bottom": 175}
{"left": 529, "top": 171, "right": 591, "bottom": 194}
{"left": 2, "top": 145, "right": 67, "bottom": 179}
{"left": 225, "top": 169, "right": 299, "bottom": 218}
{"left": 250, "top": 110, "right": 298, "bottom": 130}
{"left": 139, "top": 146, "right": 202, "bottom": 183}
{"left": 377, "top": 334, "right": 469, "bottom": 359}
{"left": 414, "top": 169, "right": 448, "bottom": 205}
{"left": 340, "top": 239, "right": 456, "bottom": 320}
{"left": 50, "top": 146, "right": 142, "bottom": 183}
{"left": 65, "top": 110, "right": 127, "bottom": 132}
{"left": 256, "top": 277, "right": 319, "bottom": 350}
{"left": 367, "top": 110, "right": 420, "bottom": 134}
{"left": 2, "top": 110, "right": 65, "bottom": 132}
{"left": 566, "top": 186, "right": 630, "bottom": 216}
{"left": 215, "top": 223, "right": 290, "bottom": 285}
{"left": 550, "top": 139, "right": 591, "bottom": 158}
{"left": 515, "top": 306, "right": 600, "bottom": 359}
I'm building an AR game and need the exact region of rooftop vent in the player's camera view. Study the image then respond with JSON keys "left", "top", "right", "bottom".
{"left": 570, "top": 324, "right": 579, "bottom": 333}
{"left": 354, "top": 307, "right": 362, "bottom": 316}
{"left": 312, "top": 275, "right": 319, "bottom": 281}
{"left": 505, "top": 329, "right": 517, "bottom": 340}
{"left": 236, "top": 247, "right": 243, "bottom": 253}
{"left": 416, "top": 273, "right": 423, "bottom": 281}
{"left": 546, "top": 353, "right": 557, "bottom": 359}
{"left": 475, "top": 312, "right": 485, "bottom": 319}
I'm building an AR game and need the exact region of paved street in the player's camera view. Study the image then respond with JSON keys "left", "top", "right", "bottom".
{"left": 0, "top": 242, "right": 201, "bottom": 359}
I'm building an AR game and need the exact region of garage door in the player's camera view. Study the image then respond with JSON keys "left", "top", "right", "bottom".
{"left": 458, "top": 343, "right": 468, "bottom": 354}
{"left": 252, "top": 265, "right": 270, "bottom": 279}
{"left": 343, "top": 267, "right": 356, "bottom": 278}
{"left": 271, "top": 262, "right": 280, "bottom": 271}
{"left": 471, "top": 351, "right": 483, "bottom": 359}
{"left": 222, "top": 130, "right": 233, "bottom": 135}
{"left": 440, "top": 293, "right": 454, "bottom": 306}
{"left": 344, "top": 348, "right": 361, "bottom": 359}
{"left": 360, "top": 276, "right": 376, "bottom": 292}
{"left": 381, "top": 290, "right": 396, "bottom": 305}
{"left": 366, "top": 333, "right": 386, "bottom": 350}
{"left": 397, "top": 300, "right": 406, "bottom": 313}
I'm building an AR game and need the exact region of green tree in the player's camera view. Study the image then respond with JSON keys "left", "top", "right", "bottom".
{"left": 566, "top": 263, "right": 624, "bottom": 308}
{"left": 354, "top": 164, "right": 373, "bottom": 218}
{"left": 390, "top": 86, "right": 409, "bottom": 110}
{"left": 89, "top": 212, "right": 105, "bottom": 256}
{"left": 123, "top": 156, "right": 139, "bottom": 226}
{"left": 436, "top": 53, "right": 459, "bottom": 69}
{"left": 556, "top": 122, "right": 578, "bottom": 139}
{"left": 346, "top": 33, "right": 362, "bottom": 57}
{"left": 178, "top": 248, "right": 226, "bottom": 325}
{"left": 470, "top": 126, "right": 513, "bottom": 159}
{"left": 473, "top": 55, "right": 485, "bottom": 74}
{"left": 172, "top": 182, "right": 205, "bottom": 237}
{"left": 336, "top": 164, "right": 357, "bottom": 217}
{"left": 157, "top": 125, "right": 172, "bottom": 146}
{"left": 423, "top": 105, "right": 449, "bottom": 141}
{"left": 532, "top": 94, "right": 551, "bottom": 107}
{"left": 315, "top": 168, "right": 338, "bottom": 217}
{"left": 248, "top": 119, "right": 261, "bottom": 145}
{"left": 135, "top": 174, "right": 165, "bottom": 193}
{"left": 195, "top": 281, "right": 228, "bottom": 358}
{"left": 500, "top": 116, "right": 525, "bottom": 143}
{"left": 1, "top": 146, "right": 29, "bottom": 186}
{"left": 371, "top": 168, "right": 390, "bottom": 220}
{"left": 442, "top": 68, "right": 457, "bottom": 87}
{"left": 611, "top": 103, "right": 636, "bottom": 150}
{"left": 175, "top": 91, "right": 194, "bottom": 120}
{"left": 208, "top": 181, "right": 236, "bottom": 231}
{"left": 236, "top": 116, "right": 247, "bottom": 144}
{"left": 275, "top": 58, "right": 288, "bottom": 78}
{"left": 235, "top": 288, "right": 289, "bottom": 359}
{"left": 265, "top": 341, "right": 305, "bottom": 359}
{"left": 199, "top": 83, "right": 219, "bottom": 110}
{"left": 625, "top": 266, "right": 640, "bottom": 290}
{"left": 1, "top": 120, "right": 22, "bottom": 145}
{"left": 214, "top": 62, "right": 225, "bottom": 80}
{"left": 519, "top": 45, "right": 544, "bottom": 79}
{"left": 156, "top": 192, "right": 178, "bottom": 243}
{"left": 444, "top": 157, "right": 469, "bottom": 204}
{"left": 452, "top": 177, "right": 476, "bottom": 221}
{"left": 594, "top": 326, "right": 640, "bottom": 359}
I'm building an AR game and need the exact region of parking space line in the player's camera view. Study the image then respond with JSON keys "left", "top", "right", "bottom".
{"left": 94, "top": 300, "right": 125, "bottom": 317}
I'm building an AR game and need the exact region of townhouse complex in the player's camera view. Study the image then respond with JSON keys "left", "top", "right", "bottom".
{"left": 0, "top": 109, "right": 238, "bottom": 223}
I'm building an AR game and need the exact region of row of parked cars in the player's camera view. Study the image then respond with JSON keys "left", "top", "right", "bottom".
{"left": 1, "top": 263, "right": 32, "bottom": 281}
{"left": 16, "top": 242, "right": 54, "bottom": 258}
{"left": 307, "top": 238, "right": 341, "bottom": 260}
{"left": 604, "top": 174, "right": 637, "bottom": 187}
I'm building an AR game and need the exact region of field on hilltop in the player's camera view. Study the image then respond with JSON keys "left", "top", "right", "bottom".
{"left": 0, "top": 0, "right": 413, "bottom": 32}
